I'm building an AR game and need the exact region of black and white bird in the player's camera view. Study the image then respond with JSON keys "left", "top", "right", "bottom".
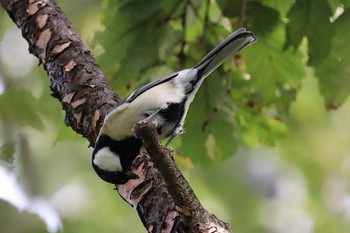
{"left": 92, "top": 28, "right": 257, "bottom": 184}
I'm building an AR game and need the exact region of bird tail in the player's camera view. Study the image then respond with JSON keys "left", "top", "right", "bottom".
{"left": 194, "top": 28, "right": 257, "bottom": 79}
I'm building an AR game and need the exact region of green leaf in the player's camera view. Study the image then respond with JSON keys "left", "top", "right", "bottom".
{"left": 285, "top": 0, "right": 333, "bottom": 65}
{"left": 216, "top": 0, "right": 241, "bottom": 18}
{"left": 94, "top": 1, "right": 170, "bottom": 92}
{"left": 217, "top": 0, "right": 280, "bottom": 35}
{"left": 328, "top": 0, "right": 343, "bottom": 12}
{"left": 343, "top": 0, "right": 350, "bottom": 7}
{"left": 0, "top": 89, "right": 43, "bottom": 129}
{"left": 116, "top": 25, "right": 169, "bottom": 88}
{"left": 263, "top": 0, "right": 294, "bottom": 16}
{"left": 244, "top": 1, "right": 280, "bottom": 35}
{"left": 182, "top": 71, "right": 238, "bottom": 166}
{"left": 244, "top": 24, "right": 304, "bottom": 107}
{"left": 119, "top": 0, "right": 163, "bottom": 21}
{"left": 234, "top": 25, "right": 304, "bottom": 146}
{"left": 315, "top": 8, "right": 350, "bottom": 109}
{"left": 207, "top": 107, "right": 239, "bottom": 159}
{"left": 329, "top": 0, "right": 350, "bottom": 11}
{"left": 0, "top": 141, "right": 15, "bottom": 163}
{"left": 94, "top": 13, "right": 138, "bottom": 81}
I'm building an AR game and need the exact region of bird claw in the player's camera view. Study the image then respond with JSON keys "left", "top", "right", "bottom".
{"left": 151, "top": 120, "right": 158, "bottom": 127}
{"left": 165, "top": 126, "right": 184, "bottom": 147}
{"left": 166, "top": 147, "right": 175, "bottom": 156}
{"left": 136, "top": 118, "right": 158, "bottom": 128}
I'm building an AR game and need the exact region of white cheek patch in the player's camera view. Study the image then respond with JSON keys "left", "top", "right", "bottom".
{"left": 93, "top": 147, "right": 122, "bottom": 172}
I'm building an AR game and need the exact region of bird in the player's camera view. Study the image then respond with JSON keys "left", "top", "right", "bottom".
{"left": 92, "top": 28, "right": 257, "bottom": 184}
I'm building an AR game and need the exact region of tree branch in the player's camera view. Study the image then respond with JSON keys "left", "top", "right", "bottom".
{"left": 134, "top": 122, "right": 200, "bottom": 210}
{"left": 1, "top": 0, "right": 232, "bottom": 232}
{"left": 238, "top": 0, "right": 247, "bottom": 27}
{"left": 134, "top": 121, "right": 231, "bottom": 232}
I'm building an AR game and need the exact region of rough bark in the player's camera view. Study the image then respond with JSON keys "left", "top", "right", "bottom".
{"left": 133, "top": 122, "right": 231, "bottom": 232}
{"left": 0, "top": 0, "right": 232, "bottom": 232}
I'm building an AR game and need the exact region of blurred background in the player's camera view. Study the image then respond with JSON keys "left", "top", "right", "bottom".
{"left": 1, "top": 0, "right": 350, "bottom": 232}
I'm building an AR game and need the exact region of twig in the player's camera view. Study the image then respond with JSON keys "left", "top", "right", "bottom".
{"left": 188, "top": 0, "right": 201, "bottom": 18}
{"left": 164, "top": 0, "right": 184, "bottom": 22}
{"left": 202, "top": 0, "right": 210, "bottom": 35}
{"left": 134, "top": 121, "right": 232, "bottom": 232}
{"left": 134, "top": 121, "right": 201, "bottom": 210}
{"left": 178, "top": 0, "right": 188, "bottom": 66}
{"left": 238, "top": 0, "right": 247, "bottom": 27}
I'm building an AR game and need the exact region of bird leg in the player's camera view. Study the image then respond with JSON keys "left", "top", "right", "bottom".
{"left": 165, "top": 125, "right": 184, "bottom": 147}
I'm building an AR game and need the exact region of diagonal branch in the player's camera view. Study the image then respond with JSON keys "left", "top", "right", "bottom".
{"left": 134, "top": 121, "right": 231, "bottom": 232}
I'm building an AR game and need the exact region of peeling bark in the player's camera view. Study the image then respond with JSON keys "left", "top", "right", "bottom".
{"left": 1, "top": 0, "right": 119, "bottom": 145}
{"left": 0, "top": 0, "right": 232, "bottom": 232}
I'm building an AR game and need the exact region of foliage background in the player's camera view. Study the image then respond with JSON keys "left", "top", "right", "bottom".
{"left": 1, "top": 0, "right": 350, "bottom": 232}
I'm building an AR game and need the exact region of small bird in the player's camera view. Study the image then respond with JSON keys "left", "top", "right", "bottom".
{"left": 92, "top": 28, "right": 257, "bottom": 184}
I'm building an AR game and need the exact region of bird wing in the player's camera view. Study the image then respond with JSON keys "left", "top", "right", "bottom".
{"left": 125, "top": 72, "right": 179, "bottom": 104}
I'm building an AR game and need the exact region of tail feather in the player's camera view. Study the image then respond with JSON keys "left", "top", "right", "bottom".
{"left": 194, "top": 28, "right": 257, "bottom": 79}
